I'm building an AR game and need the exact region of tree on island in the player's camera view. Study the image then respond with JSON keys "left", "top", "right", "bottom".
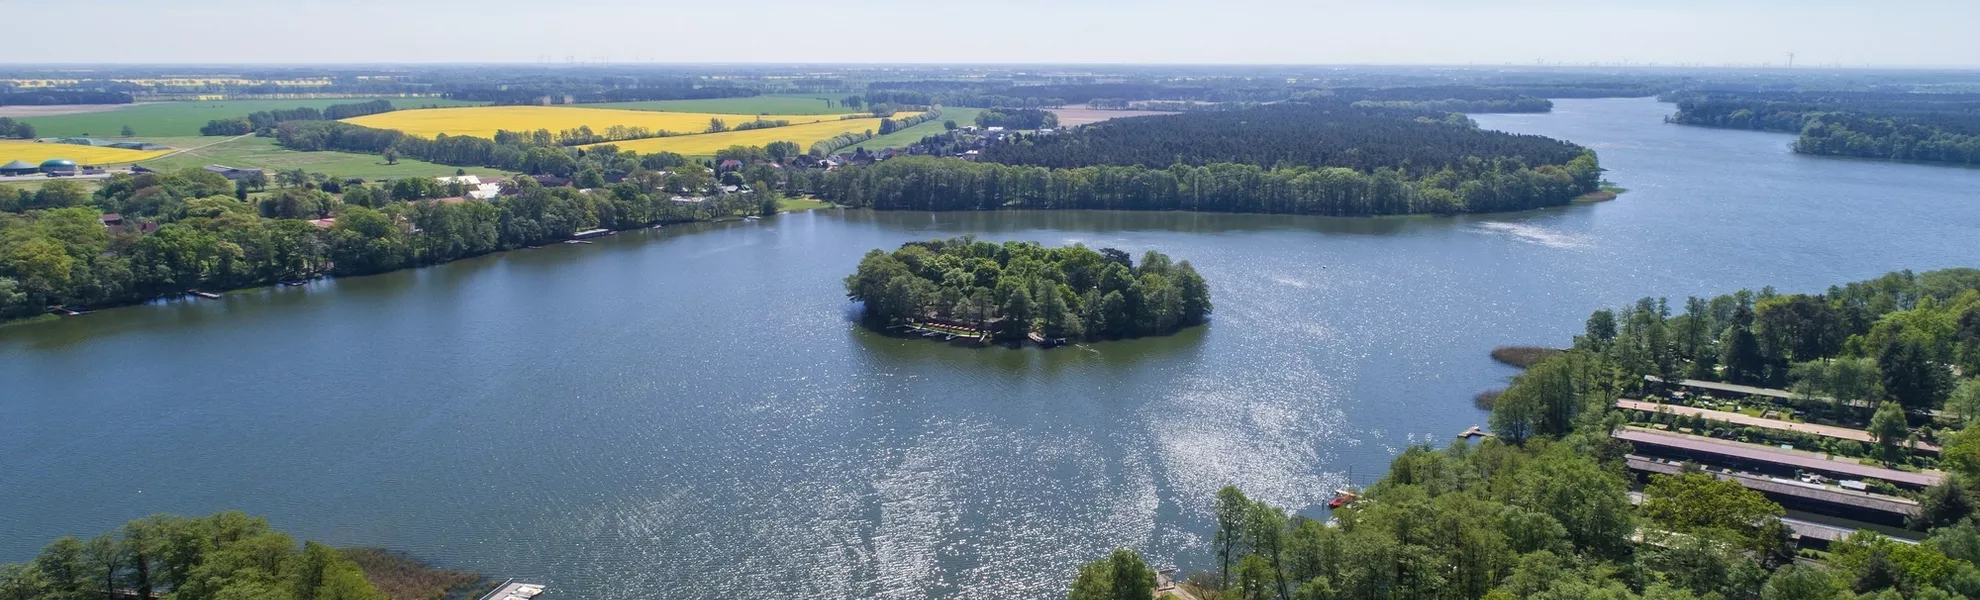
{"left": 844, "top": 237, "right": 1210, "bottom": 342}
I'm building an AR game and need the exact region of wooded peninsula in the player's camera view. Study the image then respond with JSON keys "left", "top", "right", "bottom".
{"left": 820, "top": 102, "right": 1603, "bottom": 216}
{"left": 1665, "top": 90, "right": 1980, "bottom": 166}
{"left": 844, "top": 237, "right": 1209, "bottom": 343}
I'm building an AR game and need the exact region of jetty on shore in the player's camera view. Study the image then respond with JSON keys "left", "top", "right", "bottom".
{"left": 479, "top": 580, "right": 545, "bottom": 600}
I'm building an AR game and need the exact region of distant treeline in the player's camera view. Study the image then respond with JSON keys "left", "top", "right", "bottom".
{"left": 864, "top": 81, "right": 1657, "bottom": 110}
{"left": 1667, "top": 91, "right": 1980, "bottom": 166}
{"left": 1320, "top": 86, "right": 1555, "bottom": 113}
{"left": 200, "top": 99, "right": 397, "bottom": 135}
{"left": 0, "top": 90, "right": 133, "bottom": 105}
{"left": 0, "top": 117, "right": 35, "bottom": 139}
{"left": 973, "top": 107, "right": 1058, "bottom": 129}
{"left": 446, "top": 85, "right": 758, "bottom": 105}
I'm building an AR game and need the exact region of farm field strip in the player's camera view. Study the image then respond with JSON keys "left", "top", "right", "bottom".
{"left": 137, "top": 136, "right": 509, "bottom": 181}
{"left": 588, "top": 115, "right": 916, "bottom": 156}
{"left": 343, "top": 105, "right": 862, "bottom": 139}
{"left": 16, "top": 97, "right": 482, "bottom": 138}
{"left": 587, "top": 94, "right": 854, "bottom": 115}
{"left": 0, "top": 140, "right": 171, "bottom": 165}
{"left": 842, "top": 108, "right": 981, "bottom": 153}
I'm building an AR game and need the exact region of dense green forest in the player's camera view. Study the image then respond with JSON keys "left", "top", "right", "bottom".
{"left": 0, "top": 160, "right": 776, "bottom": 321}
{"left": 1666, "top": 92, "right": 1980, "bottom": 166}
{"left": 1066, "top": 268, "right": 1980, "bottom": 600}
{"left": 844, "top": 237, "right": 1209, "bottom": 341}
{"left": 977, "top": 103, "right": 1587, "bottom": 171}
{"left": 818, "top": 103, "right": 1600, "bottom": 216}
{"left": 0, "top": 511, "right": 389, "bottom": 600}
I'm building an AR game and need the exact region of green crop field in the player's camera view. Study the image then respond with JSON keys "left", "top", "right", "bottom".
{"left": 137, "top": 136, "right": 512, "bottom": 181}
{"left": 19, "top": 97, "right": 485, "bottom": 138}
{"left": 841, "top": 108, "right": 982, "bottom": 154}
{"left": 590, "top": 94, "right": 854, "bottom": 116}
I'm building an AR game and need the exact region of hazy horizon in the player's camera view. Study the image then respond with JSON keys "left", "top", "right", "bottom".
{"left": 13, "top": 0, "right": 1979, "bottom": 68}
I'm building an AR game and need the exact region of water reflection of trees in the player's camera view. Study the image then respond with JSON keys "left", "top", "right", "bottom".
{"left": 846, "top": 318, "right": 1210, "bottom": 378}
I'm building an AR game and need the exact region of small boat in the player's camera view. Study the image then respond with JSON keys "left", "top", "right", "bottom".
{"left": 190, "top": 291, "right": 222, "bottom": 299}
{"left": 1327, "top": 489, "right": 1359, "bottom": 509}
{"left": 650, "top": 224, "right": 665, "bottom": 229}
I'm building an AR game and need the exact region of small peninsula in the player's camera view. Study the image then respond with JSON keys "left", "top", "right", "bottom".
{"left": 844, "top": 236, "right": 1210, "bottom": 344}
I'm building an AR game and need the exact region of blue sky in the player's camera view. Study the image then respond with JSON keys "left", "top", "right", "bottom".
{"left": 14, "top": 0, "right": 1979, "bottom": 67}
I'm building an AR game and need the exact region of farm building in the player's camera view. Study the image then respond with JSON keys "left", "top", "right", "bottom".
{"left": 0, "top": 159, "right": 36, "bottom": 175}
{"left": 40, "top": 159, "right": 77, "bottom": 175}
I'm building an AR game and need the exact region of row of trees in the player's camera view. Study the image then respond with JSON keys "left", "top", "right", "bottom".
{"left": 0, "top": 164, "right": 774, "bottom": 321}
{"left": 0, "top": 91, "right": 131, "bottom": 106}
{"left": 199, "top": 100, "right": 396, "bottom": 136}
{"left": 0, "top": 511, "right": 386, "bottom": 600}
{"left": 0, "top": 117, "right": 35, "bottom": 139}
{"left": 817, "top": 154, "right": 1597, "bottom": 217}
{"left": 974, "top": 108, "right": 1060, "bottom": 129}
{"left": 844, "top": 237, "right": 1210, "bottom": 341}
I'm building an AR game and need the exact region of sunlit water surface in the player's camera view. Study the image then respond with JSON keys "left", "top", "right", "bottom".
{"left": 6, "top": 98, "right": 1980, "bottom": 598}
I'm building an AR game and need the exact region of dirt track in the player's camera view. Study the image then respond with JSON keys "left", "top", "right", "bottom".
{"left": 1048, "top": 106, "right": 1175, "bottom": 126}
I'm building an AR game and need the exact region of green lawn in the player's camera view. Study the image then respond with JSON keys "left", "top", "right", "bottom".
{"left": 841, "top": 108, "right": 981, "bottom": 154}
{"left": 20, "top": 97, "right": 484, "bottom": 138}
{"left": 777, "top": 197, "right": 833, "bottom": 212}
{"left": 590, "top": 94, "right": 855, "bottom": 116}
{"left": 137, "top": 136, "right": 511, "bottom": 181}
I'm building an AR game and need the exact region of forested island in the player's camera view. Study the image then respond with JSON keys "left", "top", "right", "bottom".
{"left": 0, "top": 511, "right": 486, "bottom": 600}
{"left": 820, "top": 102, "right": 1602, "bottom": 216}
{"left": 1666, "top": 91, "right": 1980, "bottom": 166}
{"left": 844, "top": 237, "right": 1209, "bottom": 343}
{"left": 1063, "top": 268, "right": 1980, "bottom": 600}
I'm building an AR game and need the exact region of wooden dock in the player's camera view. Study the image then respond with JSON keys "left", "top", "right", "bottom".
{"left": 478, "top": 580, "right": 545, "bottom": 600}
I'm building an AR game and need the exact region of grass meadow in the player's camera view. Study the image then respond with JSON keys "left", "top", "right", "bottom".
{"left": 840, "top": 108, "right": 982, "bottom": 154}
{"left": 137, "top": 137, "right": 511, "bottom": 181}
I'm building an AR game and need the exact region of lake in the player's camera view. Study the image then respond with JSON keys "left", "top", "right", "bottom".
{"left": 5, "top": 98, "right": 1980, "bottom": 599}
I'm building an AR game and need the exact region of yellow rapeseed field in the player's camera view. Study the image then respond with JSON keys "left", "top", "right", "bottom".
{"left": 343, "top": 106, "right": 858, "bottom": 139}
{"left": 590, "top": 115, "right": 919, "bottom": 156}
{"left": 0, "top": 140, "right": 172, "bottom": 165}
